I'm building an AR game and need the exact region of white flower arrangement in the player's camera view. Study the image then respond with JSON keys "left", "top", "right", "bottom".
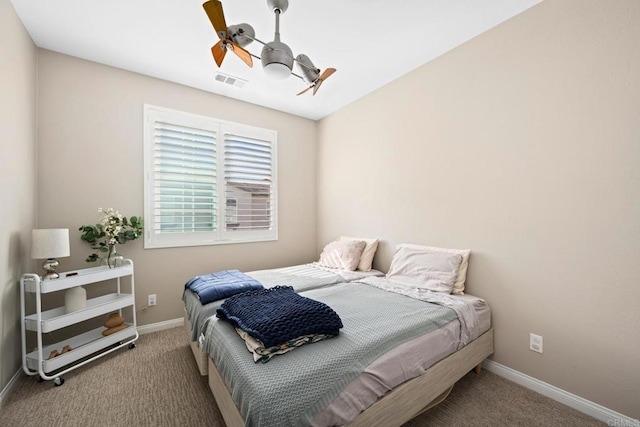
{"left": 99, "top": 208, "right": 123, "bottom": 246}
{"left": 79, "top": 208, "right": 143, "bottom": 267}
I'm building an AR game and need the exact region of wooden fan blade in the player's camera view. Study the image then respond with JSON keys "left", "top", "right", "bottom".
{"left": 203, "top": 0, "right": 227, "bottom": 39}
{"left": 312, "top": 79, "right": 324, "bottom": 96}
{"left": 318, "top": 67, "right": 336, "bottom": 82}
{"left": 211, "top": 41, "right": 226, "bottom": 67}
{"left": 297, "top": 86, "right": 312, "bottom": 96}
{"left": 229, "top": 42, "right": 253, "bottom": 67}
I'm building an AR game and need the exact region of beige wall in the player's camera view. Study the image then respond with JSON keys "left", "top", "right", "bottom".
{"left": 0, "top": 0, "right": 37, "bottom": 395}
{"left": 317, "top": 0, "right": 639, "bottom": 419}
{"left": 36, "top": 51, "right": 318, "bottom": 326}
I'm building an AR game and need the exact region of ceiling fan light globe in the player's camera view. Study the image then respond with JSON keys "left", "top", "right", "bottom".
{"left": 261, "top": 42, "right": 293, "bottom": 79}
{"left": 264, "top": 63, "right": 291, "bottom": 79}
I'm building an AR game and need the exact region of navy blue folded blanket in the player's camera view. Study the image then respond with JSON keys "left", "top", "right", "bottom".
{"left": 216, "top": 286, "right": 343, "bottom": 348}
{"left": 185, "top": 270, "right": 264, "bottom": 305}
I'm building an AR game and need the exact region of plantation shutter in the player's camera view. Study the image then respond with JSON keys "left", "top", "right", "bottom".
{"left": 222, "top": 130, "right": 274, "bottom": 233}
{"left": 152, "top": 120, "right": 217, "bottom": 235}
{"left": 144, "top": 105, "right": 277, "bottom": 249}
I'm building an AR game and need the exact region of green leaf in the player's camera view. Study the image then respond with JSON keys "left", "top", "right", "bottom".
{"left": 85, "top": 254, "right": 99, "bottom": 263}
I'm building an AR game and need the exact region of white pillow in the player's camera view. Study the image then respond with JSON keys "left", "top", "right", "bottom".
{"left": 339, "top": 236, "right": 379, "bottom": 271}
{"left": 386, "top": 245, "right": 463, "bottom": 293}
{"left": 397, "top": 243, "right": 471, "bottom": 295}
{"left": 318, "top": 240, "right": 366, "bottom": 271}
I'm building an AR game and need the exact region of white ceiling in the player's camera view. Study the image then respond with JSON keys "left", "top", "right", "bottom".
{"left": 10, "top": 0, "right": 540, "bottom": 121}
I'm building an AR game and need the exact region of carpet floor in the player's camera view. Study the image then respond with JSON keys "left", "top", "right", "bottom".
{"left": 0, "top": 326, "right": 604, "bottom": 426}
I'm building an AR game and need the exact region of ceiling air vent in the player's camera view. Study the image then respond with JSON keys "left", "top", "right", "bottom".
{"left": 214, "top": 72, "right": 248, "bottom": 88}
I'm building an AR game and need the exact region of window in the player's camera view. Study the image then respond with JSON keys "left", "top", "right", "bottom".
{"left": 143, "top": 105, "right": 277, "bottom": 248}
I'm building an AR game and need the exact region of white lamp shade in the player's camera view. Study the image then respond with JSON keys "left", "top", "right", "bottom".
{"left": 31, "top": 229, "right": 70, "bottom": 259}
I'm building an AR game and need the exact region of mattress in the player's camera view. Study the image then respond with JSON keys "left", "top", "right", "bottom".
{"left": 202, "top": 281, "right": 491, "bottom": 426}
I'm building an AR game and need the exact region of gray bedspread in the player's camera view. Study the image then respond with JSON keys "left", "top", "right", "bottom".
{"left": 183, "top": 264, "right": 345, "bottom": 341}
{"left": 202, "top": 282, "right": 457, "bottom": 426}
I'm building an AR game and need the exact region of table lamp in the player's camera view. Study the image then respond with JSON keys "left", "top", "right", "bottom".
{"left": 31, "top": 228, "right": 70, "bottom": 280}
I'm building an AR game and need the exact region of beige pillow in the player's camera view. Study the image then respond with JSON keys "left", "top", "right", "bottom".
{"left": 387, "top": 245, "right": 462, "bottom": 293}
{"left": 318, "top": 240, "right": 366, "bottom": 271}
{"left": 339, "top": 236, "right": 379, "bottom": 271}
{"left": 398, "top": 243, "right": 471, "bottom": 295}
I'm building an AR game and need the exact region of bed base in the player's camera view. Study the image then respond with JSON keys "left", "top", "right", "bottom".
{"left": 184, "top": 312, "right": 209, "bottom": 376}
{"left": 207, "top": 328, "right": 494, "bottom": 427}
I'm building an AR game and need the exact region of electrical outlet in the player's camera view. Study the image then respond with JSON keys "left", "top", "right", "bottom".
{"left": 530, "top": 333, "right": 543, "bottom": 353}
{"left": 148, "top": 294, "right": 157, "bottom": 306}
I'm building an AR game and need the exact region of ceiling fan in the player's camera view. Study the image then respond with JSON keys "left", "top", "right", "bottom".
{"left": 202, "top": 0, "right": 336, "bottom": 96}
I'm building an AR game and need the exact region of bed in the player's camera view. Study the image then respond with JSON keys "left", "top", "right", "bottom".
{"left": 203, "top": 281, "right": 492, "bottom": 426}
{"left": 199, "top": 243, "right": 493, "bottom": 426}
{"left": 183, "top": 262, "right": 384, "bottom": 375}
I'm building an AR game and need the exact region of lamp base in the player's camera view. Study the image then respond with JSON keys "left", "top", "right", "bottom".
{"left": 42, "top": 258, "right": 60, "bottom": 280}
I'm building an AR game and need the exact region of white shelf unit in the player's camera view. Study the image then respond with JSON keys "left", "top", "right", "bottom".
{"left": 20, "top": 260, "right": 139, "bottom": 386}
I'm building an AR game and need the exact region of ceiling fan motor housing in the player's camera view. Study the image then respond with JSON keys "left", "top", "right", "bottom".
{"left": 227, "top": 23, "right": 255, "bottom": 47}
{"left": 262, "top": 41, "right": 294, "bottom": 79}
{"left": 296, "top": 54, "right": 320, "bottom": 83}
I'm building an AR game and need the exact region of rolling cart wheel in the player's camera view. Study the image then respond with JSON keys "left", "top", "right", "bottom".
{"left": 37, "top": 375, "right": 44, "bottom": 383}
{"left": 54, "top": 377, "right": 64, "bottom": 387}
{"left": 128, "top": 342, "right": 137, "bottom": 350}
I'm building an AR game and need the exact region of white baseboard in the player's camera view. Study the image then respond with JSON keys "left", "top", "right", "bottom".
{"left": 0, "top": 369, "right": 23, "bottom": 410}
{"left": 137, "top": 317, "right": 184, "bottom": 335}
{"left": 483, "top": 360, "right": 638, "bottom": 426}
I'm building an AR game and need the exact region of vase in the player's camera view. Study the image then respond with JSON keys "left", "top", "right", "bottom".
{"left": 102, "top": 245, "right": 124, "bottom": 269}
{"left": 65, "top": 286, "right": 86, "bottom": 313}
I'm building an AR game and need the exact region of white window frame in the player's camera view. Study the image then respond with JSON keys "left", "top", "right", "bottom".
{"left": 143, "top": 105, "right": 278, "bottom": 249}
